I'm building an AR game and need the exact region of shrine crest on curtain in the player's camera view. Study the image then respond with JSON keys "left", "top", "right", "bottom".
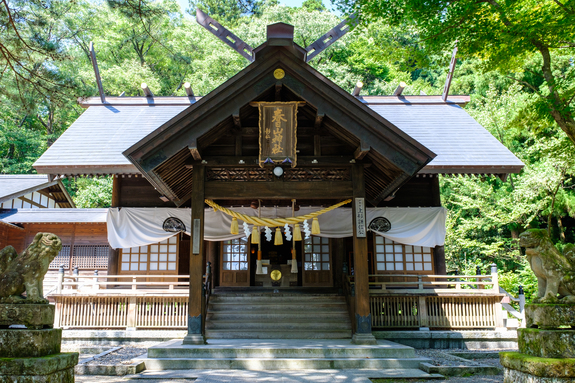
{"left": 255, "top": 102, "right": 303, "bottom": 168}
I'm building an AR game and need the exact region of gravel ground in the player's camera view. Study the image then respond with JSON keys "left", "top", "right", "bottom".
{"left": 63, "top": 342, "right": 156, "bottom": 365}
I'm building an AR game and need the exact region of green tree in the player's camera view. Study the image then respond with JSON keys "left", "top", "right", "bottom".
{"left": 336, "top": 0, "right": 575, "bottom": 146}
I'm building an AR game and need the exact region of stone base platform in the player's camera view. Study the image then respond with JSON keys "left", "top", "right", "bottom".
{"left": 526, "top": 303, "right": 575, "bottom": 329}
{"left": 0, "top": 352, "right": 78, "bottom": 383}
{"left": 0, "top": 304, "right": 54, "bottom": 329}
{"left": 143, "top": 338, "right": 432, "bottom": 370}
{"left": 0, "top": 328, "right": 61, "bottom": 358}
{"left": 500, "top": 352, "right": 575, "bottom": 383}
{"left": 519, "top": 328, "right": 575, "bottom": 358}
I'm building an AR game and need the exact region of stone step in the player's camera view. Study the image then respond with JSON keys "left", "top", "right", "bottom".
{"left": 209, "top": 295, "right": 343, "bottom": 302}
{"left": 142, "top": 357, "right": 431, "bottom": 370}
{"left": 205, "top": 320, "right": 351, "bottom": 330}
{"left": 206, "top": 311, "right": 350, "bottom": 321}
{"left": 205, "top": 330, "right": 352, "bottom": 339}
{"left": 208, "top": 303, "right": 348, "bottom": 312}
{"left": 147, "top": 341, "right": 415, "bottom": 359}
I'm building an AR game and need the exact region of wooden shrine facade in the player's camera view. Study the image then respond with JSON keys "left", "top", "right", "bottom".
{"left": 28, "top": 22, "right": 524, "bottom": 338}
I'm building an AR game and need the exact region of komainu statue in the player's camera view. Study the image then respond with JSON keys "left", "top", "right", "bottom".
{"left": 0, "top": 233, "right": 62, "bottom": 304}
{"left": 520, "top": 229, "right": 575, "bottom": 303}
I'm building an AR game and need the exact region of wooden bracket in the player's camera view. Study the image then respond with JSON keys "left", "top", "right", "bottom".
{"left": 354, "top": 140, "right": 370, "bottom": 160}
{"left": 232, "top": 113, "right": 241, "bottom": 131}
{"left": 188, "top": 141, "right": 202, "bottom": 161}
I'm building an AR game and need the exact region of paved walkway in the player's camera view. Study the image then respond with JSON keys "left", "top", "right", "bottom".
{"left": 74, "top": 369, "right": 505, "bottom": 382}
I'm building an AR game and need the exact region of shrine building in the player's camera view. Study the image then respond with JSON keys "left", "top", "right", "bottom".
{"left": 1, "top": 22, "right": 523, "bottom": 344}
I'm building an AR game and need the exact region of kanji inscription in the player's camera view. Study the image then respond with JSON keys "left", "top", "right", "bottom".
{"left": 256, "top": 102, "right": 301, "bottom": 167}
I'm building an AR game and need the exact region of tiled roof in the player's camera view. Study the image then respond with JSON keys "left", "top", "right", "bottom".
{"left": 33, "top": 98, "right": 523, "bottom": 175}
{"left": 0, "top": 208, "right": 108, "bottom": 223}
{"left": 0, "top": 174, "right": 55, "bottom": 202}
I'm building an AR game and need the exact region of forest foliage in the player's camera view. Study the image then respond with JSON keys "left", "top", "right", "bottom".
{"left": 1, "top": 0, "right": 575, "bottom": 301}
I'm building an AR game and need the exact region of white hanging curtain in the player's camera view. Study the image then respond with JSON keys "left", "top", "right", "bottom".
{"left": 107, "top": 206, "right": 446, "bottom": 249}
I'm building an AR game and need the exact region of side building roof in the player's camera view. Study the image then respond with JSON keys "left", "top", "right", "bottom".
{"left": 0, "top": 174, "right": 75, "bottom": 208}
{"left": 33, "top": 96, "right": 523, "bottom": 178}
{"left": 0, "top": 208, "right": 107, "bottom": 224}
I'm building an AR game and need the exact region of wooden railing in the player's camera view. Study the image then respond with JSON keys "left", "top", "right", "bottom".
{"left": 345, "top": 265, "right": 507, "bottom": 330}
{"left": 51, "top": 265, "right": 213, "bottom": 331}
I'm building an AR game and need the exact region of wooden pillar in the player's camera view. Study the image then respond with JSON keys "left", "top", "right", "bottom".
{"left": 207, "top": 240, "right": 218, "bottom": 290}
{"left": 107, "top": 177, "right": 121, "bottom": 284}
{"left": 351, "top": 164, "right": 377, "bottom": 344}
{"left": 183, "top": 165, "right": 206, "bottom": 345}
{"left": 433, "top": 246, "right": 446, "bottom": 275}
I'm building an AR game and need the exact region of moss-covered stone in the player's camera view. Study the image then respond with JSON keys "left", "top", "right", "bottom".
{"left": 0, "top": 303, "right": 54, "bottom": 329}
{"left": 0, "top": 352, "right": 78, "bottom": 375}
{"left": 0, "top": 328, "right": 61, "bottom": 358}
{"left": 504, "top": 367, "right": 575, "bottom": 383}
{"left": 526, "top": 303, "right": 575, "bottom": 329}
{"left": 500, "top": 351, "right": 575, "bottom": 378}
{"left": 0, "top": 367, "right": 75, "bottom": 383}
{"left": 519, "top": 328, "right": 575, "bottom": 358}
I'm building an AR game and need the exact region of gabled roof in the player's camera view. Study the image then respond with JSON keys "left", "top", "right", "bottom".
{"left": 0, "top": 208, "right": 107, "bottom": 224}
{"left": 33, "top": 95, "right": 523, "bottom": 177}
{"left": 120, "top": 26, "right": 437, "bottom": 204}
{"left": 0, "top": 174, "right": 75, "bottom": 208}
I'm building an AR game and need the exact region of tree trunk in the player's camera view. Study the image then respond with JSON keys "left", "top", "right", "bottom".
{"left": 535, "top": 42, "right": 575, "bottom": 146}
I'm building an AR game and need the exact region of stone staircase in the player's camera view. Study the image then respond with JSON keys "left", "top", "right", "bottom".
{"left": 142, "top": 339, "right": 438, "bottom": 371}
{"left": 205, "top": 292, "right": 352, "bottom": 339}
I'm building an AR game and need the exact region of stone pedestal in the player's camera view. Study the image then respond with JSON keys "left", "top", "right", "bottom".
{"left": 0, "top": 304, "right": 78, "bottom": 383}
{"left": 500, "top": 303, "right": 575, "bottom": 383}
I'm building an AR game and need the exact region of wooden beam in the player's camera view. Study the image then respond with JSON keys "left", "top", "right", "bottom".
{"left": 183, "top": 164, "right": 206, "bottom": 345}
{"left": 188, "top": 141, "right": 202, "bottom": 161}
{"left": 352, "top": 81, "right": 363, "bottom": 97}
{"left": 111, "top": 176, "right": 121, "bottom": 207}
{"left": 196, "top": 7, "right": 254, "bottom": 62}
{"left": 184, "top": 82, "right": 194, "bottom": 97}
{"left": 186, "top": 156, "right": 358, "bottom": 168}
{"left": 275, "top": 81, "right": 282, "bottom": 101}
{"left": 442, "top": 45, "right": 458, "bottom": 102}
{"left": 205, "top": 181, "right": 353, "bottom": 199}
{"left": 354, "top": 140, "right": 370, "bottom": 160}
{"left": 141, "top": 83, "right": 153, "bottom": 97}
{"left": 393, "top": 82, "right": 406, "bottom": 96}
{"left": 17, "top": 196, "right": 44, "bottom": 209}
{"left": 314, "top": 113, "right": 324, "bottom": 130}
{"left": 89, "top": 42, "right": 105, "bottom": 103}
{"left": 305, "top": 14, "right": 358, "bottom": 62}
{"left": 235, "top": 134, "right": 242, "bottom": 156}
{"left": 351, "top": 163, "right": 375, "bottom": 343}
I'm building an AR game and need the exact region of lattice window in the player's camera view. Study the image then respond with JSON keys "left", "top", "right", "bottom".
{"left": 222, "top": 238, "right": 248, "bottom": 271}
{"left": 120, "top": 236, "right": 178, "bottom": 274}
{"left": 304, "top": 236, "right": 330, "bottom": 271}
{"left": 49, "top": 245, "right": 71, "bottom": 269}
{"left": 374, "top": 236, "right": 433, "bottom": 273}
{"left": 72, "top": 245, "right": 110, "bottom": 270}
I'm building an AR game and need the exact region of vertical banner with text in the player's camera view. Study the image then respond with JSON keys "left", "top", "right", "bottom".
{"left": 257, "top": 102, "right": 302, "bottom": 167}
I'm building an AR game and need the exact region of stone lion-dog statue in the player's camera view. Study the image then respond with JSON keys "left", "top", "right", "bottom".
{"left": 519, "top": 229, "right": 575, "bottom": 303}
{"left": 0, "top": 233, "right": 62, "bottom": 304}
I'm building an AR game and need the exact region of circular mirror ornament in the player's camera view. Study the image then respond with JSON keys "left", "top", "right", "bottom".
{"left": 163, "top": 217, "right": 186, "bottom": 233}
{"left": 274, "top": 68, "right": 285, "bottom": 79}
{"left": 270, "top": 269, "right": 282, "bottom": 281}
{"left": 369, "top": 217, "right": 391, "bottom": 232}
